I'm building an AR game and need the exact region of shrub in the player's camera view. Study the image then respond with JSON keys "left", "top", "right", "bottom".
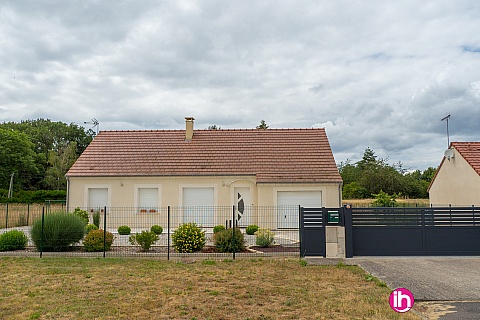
{"left": 255, "top": 229, "right": 275, "bottom": 247}
{"left": 213, "top": 225, "right": 226, "bottom": 234}
{"left": 172, "top": 222, "right": 206, "bottom": 253}
{"left": 86, "top": 224, "right": 98, "bottom": 234}
{"left": 117, "top": 225, "right": 131, "bottom": 235}
{"left": 370, "top": 190, "right": 399, "bottom": 207}
{"left": 214, "top": 228, "right": 245, "bottom": 253}
{"left": 246, "top": 225, "right": 259, "bottom": 235}
{"left": 0, "top": 230, "right": 28, "bottom": 251}
{"left": 150, "top": 225, "right": 163, "bottom": 235}
{"left": 73, "top": 207, "right": 89, "bottom": 226}
{"left": 129, "top": 231, "right": 159, "bottom": 251}
{"left": 83, "top": 230, "right": 114, "bottom": 252}
{"left": 30, "top": 212, "right": 86, "bottom": 252}
{"left": 92, "top": 211, "right": 101, "bottom": 228}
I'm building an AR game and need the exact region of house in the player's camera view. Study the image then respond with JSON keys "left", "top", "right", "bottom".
{"left": 66, "top": 117, "right": 342, "bottom": 229}
{"left": 429, "top": 142, "right": 480, "bottom": 206}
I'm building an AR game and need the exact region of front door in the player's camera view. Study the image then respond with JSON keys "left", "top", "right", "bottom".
{"left": 234, "top": 187, "right": 251, "bottom": 227}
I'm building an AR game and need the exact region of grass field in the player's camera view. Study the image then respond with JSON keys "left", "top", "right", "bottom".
{"left": 0, "top": 257, "right": 419, "bottom": 319}
{"left": 343, "top": 199, "right": 429, "bottom": 208}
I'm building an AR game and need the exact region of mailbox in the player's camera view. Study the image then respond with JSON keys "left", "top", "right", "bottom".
{"left": 327, "top": 210, "right": 340, "bottom": 223}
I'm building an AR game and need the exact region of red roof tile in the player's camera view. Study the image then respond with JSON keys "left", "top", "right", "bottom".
{"left": 66, "top": 128, "right": 342, "bottom": 183}
{"left": 451, "top": 142, "right": 480, "bottom": 176}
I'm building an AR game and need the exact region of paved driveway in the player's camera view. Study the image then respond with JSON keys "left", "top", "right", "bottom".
{"left": 345, "top": 257, "right": 480, "bottom": 319}
{"left": 350, "top": 257, "right": 480, "bottom": 301}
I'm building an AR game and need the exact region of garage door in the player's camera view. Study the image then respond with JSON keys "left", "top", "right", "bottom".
{"left": 182, "top": 187, "right": 214, "bottom": 226}
{"left": 88, "top": 188, "right": 108, "bottom": 210}
{"left": 277, "top": 191, "right": 322, "bottom": 228}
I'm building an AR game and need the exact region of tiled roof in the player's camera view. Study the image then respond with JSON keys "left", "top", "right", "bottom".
{"left": 66, "top": 128, "right": 342, "bottom": 183}
{"left": 451, "top": 142, "right": 480, "bottom": 176}
{"left": 428, "top": 142, "right": 480, "bottom": 192}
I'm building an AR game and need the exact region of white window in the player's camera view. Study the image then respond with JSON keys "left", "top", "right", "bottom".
{"left": 138, "top": 188, "right": 159, "bottom": 213}
{"left": 88, "top": 188, "right": 108, "bottom": 211}
{"left": 182, "top": 187, "right": 215, "bottom": 226}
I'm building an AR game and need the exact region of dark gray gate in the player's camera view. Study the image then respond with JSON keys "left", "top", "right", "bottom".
{"left": 300, "top": 207, "right": 327, "bottom": 257}
{"left": 344, "top": 206, "right": 480, "bottom": 256}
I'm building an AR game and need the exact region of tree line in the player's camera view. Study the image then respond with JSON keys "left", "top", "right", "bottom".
{"left": 339, "top": 147, "right": 436, "bottom": 199}
{"left": 0, "top": 119, "right": 95, "bottom": 199}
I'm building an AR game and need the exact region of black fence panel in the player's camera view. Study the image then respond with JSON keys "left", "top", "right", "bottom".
{"left": 0, "top": 205, "right": 301, "bottom": 259}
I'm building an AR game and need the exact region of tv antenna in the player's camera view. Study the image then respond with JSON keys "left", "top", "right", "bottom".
{"left": 84, "top": 118, "right": 99, "bottom": 135}
{"left": 441, "top": 114, "right": 451, "bottom": 148}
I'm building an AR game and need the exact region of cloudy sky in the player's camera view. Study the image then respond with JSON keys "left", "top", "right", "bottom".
{"left": 1, "top": 1, "right": 480, "bottom": 170}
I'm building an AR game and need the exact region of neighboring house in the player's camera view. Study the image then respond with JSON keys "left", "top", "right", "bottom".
{"left": 429, "top": 142, "right": 480, "bottom": 206}
{"left": 66, "top": 117, "right": 342, "bottom": 228}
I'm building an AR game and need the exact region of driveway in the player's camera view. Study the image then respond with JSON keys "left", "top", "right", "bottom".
{"left": 340, "top": 257, "right": 480, "bottom": 319}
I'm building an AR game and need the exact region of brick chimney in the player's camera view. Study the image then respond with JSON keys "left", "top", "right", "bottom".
{"left": 185, "top": 117, "right": 194, "bottom": 140}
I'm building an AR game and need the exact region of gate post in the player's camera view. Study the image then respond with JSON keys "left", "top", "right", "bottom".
{"left": 343, "top": 205, "right": 353, "bottom": 258}
{"left": 299, "top": 206, "right": 304, "bottom": 258}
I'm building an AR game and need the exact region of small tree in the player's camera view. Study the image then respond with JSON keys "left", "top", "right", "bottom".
{"left": 256, "top": 120, "right": 269, "bottom": 129}
{"left": 370, "top": 190, "right": 398, "bottom": 207}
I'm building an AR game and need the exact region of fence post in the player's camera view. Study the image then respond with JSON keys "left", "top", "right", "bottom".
{"left": 103, "top": 206, "right": 107, "bottom": 258}
{"left": 299, "top": 205, "right": 303, "bottom": 258}
{"left": 40, "top": 207, "right": 45, "bottom": 258}
{"left": 167, "top": 206, "right": 170, "bottom": 261}
{"left": 232, "top": 205, "right": 236, "bottom": 260}
{"left": 343, "top": 205, "right": 353, "bottom": 258}
{"left": 5, "top": 202, "right": 8, "bottom": 229}
{"left": 27, "top": 203, "right": 30, "bottom": 226}
{"left": 473, "top": 205, "right": 475, "bottom": 227}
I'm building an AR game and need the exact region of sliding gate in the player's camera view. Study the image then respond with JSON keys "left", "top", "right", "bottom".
{"left": 348, "top": 206, "right": 480, "bottom": 256}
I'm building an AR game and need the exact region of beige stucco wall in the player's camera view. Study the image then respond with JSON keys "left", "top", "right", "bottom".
{"left": 67, "top": 175, "right": 341, "bottom": 229}
{"left": 429, "top": 150, "right": 480, "bottom": 206}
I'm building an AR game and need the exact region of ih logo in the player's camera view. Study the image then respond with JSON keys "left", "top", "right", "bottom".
{"left": 389, "top": 288, "right": 414, "bottom": 313}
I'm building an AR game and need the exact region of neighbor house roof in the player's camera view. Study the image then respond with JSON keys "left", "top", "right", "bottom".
{"left": 428, "top": 142, "right": 480, "bottom": 191}
{"left": 66, "top": 128, "right": 342, "bottom": 184}
{"left": 450, "top": 142, "right": 480, "bottom": 175}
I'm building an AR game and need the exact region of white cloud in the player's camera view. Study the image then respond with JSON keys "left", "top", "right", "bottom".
{"left": 1, "top": 0, "right": 480, "bottom": 170}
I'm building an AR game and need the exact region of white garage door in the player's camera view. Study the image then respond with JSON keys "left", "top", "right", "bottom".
{"left": 277, "top": 191, "right": 322, "bottom": 228}
{"left": 182, "top": 187, "right": 214, "bottom": 226}
{"left": 88, "top": 188, "right": 108, "bottom": 210}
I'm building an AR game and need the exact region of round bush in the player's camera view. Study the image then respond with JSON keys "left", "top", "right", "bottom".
{"left": 30, "top": 213, "right": 86, "bottom": 252}
{"left": 150, "top": 225, "right": 163, "bottom": 235}
{"left": 73, "top": 207, "right": 89, "bottom": 226}
{"left": 83, "top": 230, "right": 114, "bottom": 252}
{"left": 246, "top": 225, "right": 259, "bottom": 235}
{"left": 0, "top": 230, "right": 28, "bottom": 251}
{"left": 213, "top": 225, "right": 226, "bottom": 234}
{"left": 117, "top": 225, "right": 131, "bottom": 235}
{"left": 129, "top": 230, "right": 159, "bottom": 251}
{"left": 172, "top": 222, "right": 206, "bottom": 253}
{"left": 86, "top": 224, "right": 98, "bottom": 234}
{"left": 214, "top": 228, "right": 245, "bottom": 253}
{"left": 255, "top": 229, "right": 275, "bottom": 247}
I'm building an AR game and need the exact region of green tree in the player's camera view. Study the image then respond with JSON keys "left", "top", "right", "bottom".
{"left": 256, "top": 120, "right": 269, "bottom": 129}
{"left": 207, "top": 125, "right": 221, "bottom": 130}
{"left": 0, "top": 119, "right": 94, "bottom": 190}
{"left": 44, "top": 142, "right": 78, "bottom": 190}
{"left": 0, "top": 129, "right": 39, "bottom": 191}
{"left": 339, "top": 148, "right": 433, "bottom": 199}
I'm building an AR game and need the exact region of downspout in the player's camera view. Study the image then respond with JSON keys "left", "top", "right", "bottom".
{"left": 66, "top": 176, "right": 70, "bottom": 212}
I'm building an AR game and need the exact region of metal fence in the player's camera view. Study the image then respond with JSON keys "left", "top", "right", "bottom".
{"left": 0, "top": 205, "right": 301, "bottom": 259}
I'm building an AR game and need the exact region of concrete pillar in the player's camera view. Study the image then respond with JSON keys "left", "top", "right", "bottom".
{"left": 325, "top": 226, "right": 346, "bottom": 258}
